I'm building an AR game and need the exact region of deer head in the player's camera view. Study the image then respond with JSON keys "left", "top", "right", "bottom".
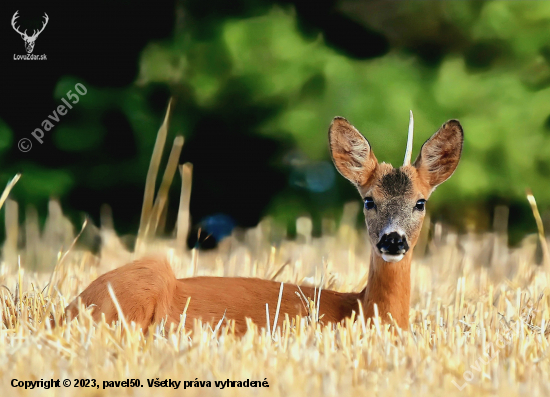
{"left": 11, "top": 11, "right": 49, "bottom": 54}
{"left": 329, "top": 112, "right": 463, "bottom": 263}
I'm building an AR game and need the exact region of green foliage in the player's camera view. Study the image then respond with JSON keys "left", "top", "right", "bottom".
{"left": 137, "top": 3, "right": 550, "bottom": 218}
{"left": 16, "top": 163, "right": 73, "bottom": 200}
{"left": 7, "top": 1, "right": 550, "bottom": 233}
{"left": 0, "top": 119, "right": 13, "bottom": 153}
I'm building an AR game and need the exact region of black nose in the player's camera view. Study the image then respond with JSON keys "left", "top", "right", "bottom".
{"left": 376, "top": 232, "right": 409, "bottom": 256}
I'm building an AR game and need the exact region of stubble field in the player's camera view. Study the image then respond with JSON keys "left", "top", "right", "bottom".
{"left": 1, "top": 198, "right": 549, "bottom": 396}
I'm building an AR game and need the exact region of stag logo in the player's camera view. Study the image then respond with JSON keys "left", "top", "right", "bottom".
{"left": 11, "top": 11, "right": 49, "bottom": 54}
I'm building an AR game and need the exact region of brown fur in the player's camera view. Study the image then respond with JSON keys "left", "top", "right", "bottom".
{"left": 328, "top": 117, "right": 378, "bottom": 186}
{"left": 64, "top": 257, "right": 362, "bottom": 335}
{"left": 65, "top": 258, "right": 177, "bottom": 330}
{"left": 62, "top": 116, "right": 463, "bottom": 336}
{"left": 362, "top": 250, "right": 412, "bottom": 328}
{"left": 414, "top": 120, "right": 463, "bottom": 191}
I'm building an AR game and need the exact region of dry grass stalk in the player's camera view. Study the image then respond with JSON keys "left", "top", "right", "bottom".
{"left": 0, "top": 173, "right": 21, "bottom": 210}
{"left": 526, "top": 189, "right": 550, "bottom": 271}
{"left": 136, "top": 99, "right": 173, "bottom": 250}
{"left": 145, "top": 135, "right": 185, "bottom": 237}
{"left": 177, "top": 163, "right": 193, "bottom": 250}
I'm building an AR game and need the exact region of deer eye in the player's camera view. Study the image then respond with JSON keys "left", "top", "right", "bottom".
{"left": 415, "top": 199, "right": 426, "bottom": 211}
{"left": 364, "top": 197, "right": 376, "bottom": 210}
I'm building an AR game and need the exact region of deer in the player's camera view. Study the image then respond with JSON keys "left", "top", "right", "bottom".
{"left": 11, "top": 11, "right": 49, "bottom": 54}
{"left": 63, "top": 113, "right": 463, "bottom": 335}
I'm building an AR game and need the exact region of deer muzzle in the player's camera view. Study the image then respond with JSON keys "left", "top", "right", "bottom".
{"left": 376, "top": 231, "right": 409, "bottom": 263}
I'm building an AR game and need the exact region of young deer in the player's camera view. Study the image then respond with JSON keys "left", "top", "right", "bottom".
{"left": 64, "top": 114, "right": 463, "bottom": 335}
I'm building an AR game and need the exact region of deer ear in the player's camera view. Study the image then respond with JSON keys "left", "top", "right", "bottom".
{"left": 414, "top": 119, "right": 463, "bottom": 192}
{"left": 329, "top": 117, "right": 378, "bottom": 187}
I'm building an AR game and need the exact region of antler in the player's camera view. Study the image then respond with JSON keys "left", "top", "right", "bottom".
{"left": 11, "top": 11, "right": 27, "bottom": 37}
{"left": 11, "top": 11, "right": 49, "bottom": 39}
{"left": 403, "top": 110, "right": 414, "bottom": 166}
{"left": 34, "top": 13, "right": 49, "bottom": 37}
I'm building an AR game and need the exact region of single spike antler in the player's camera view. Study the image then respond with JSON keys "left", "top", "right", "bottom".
{"left": 403, "top": 110, "right": 414, "bottom": 166}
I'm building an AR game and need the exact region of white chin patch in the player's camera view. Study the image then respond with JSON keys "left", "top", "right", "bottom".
{"left": 381, "top": 253, "right": 404, "bottom": 263}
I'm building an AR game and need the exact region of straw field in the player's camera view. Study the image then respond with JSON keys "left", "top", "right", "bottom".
{"left": 2, "top": 191, "right": 550, "bottom": 396}
{"left": 2, "top": 105, "right": 550, "bottom": 395}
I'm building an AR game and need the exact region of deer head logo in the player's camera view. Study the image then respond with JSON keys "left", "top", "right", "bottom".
{"left": 11, "top": 11, "right": 49, "bottom": 54}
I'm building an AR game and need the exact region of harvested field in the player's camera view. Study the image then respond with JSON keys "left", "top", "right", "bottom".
{"left": 1, "top": 199, "right": 549, "bottom": 396}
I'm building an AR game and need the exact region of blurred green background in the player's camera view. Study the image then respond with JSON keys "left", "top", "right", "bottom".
{"left": 2, "top": 0, "right": 550, "bottom": 246}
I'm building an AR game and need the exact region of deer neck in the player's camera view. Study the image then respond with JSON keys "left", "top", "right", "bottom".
{"left": 361, "top": 249, "right": 412, "bottom": 329}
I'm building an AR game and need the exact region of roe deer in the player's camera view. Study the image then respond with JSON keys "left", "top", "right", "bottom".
{"left": 64, "top": 113, "right": 463, "bottom": 335}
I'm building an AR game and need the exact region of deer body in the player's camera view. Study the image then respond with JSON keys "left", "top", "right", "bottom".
{"left": 65, "top": 114, "right": 463, "bottom": 335}
{"left": 66, "top": 257, "right": 363, "bottom": 334}
{"left": 66, "top": 254, "right": 413, "bottom": 334}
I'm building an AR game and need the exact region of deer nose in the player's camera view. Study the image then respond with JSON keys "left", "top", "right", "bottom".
{"left": 376, "top": 232, "right": 409, "bottom": 256}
